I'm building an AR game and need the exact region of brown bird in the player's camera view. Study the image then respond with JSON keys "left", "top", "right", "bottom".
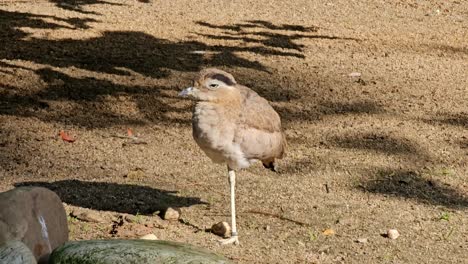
{"left": 179, "top": 68, "right": 286, "bottom": 245}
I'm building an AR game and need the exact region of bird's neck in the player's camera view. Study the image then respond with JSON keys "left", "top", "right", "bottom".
{"left": 195, "top": 96, "right": 241, "bottom": 125}
{"left": 198, "top": 88, "right": 242, "bottom": 115}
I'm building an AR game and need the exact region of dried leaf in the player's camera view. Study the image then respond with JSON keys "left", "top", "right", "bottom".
{"left": 127, "top": 128, "right": 134, "bottom": 137}
{"left": 59, "top": 130, "right": 75, "bottom": 143}
{"left": 322, "top": 228, "right": 335, "bottom": 236}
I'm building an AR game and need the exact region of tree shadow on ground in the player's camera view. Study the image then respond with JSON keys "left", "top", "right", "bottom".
{"left": 0, "top": 9, "right": 98, "bottom": 30}
{"left": 360, "top": 168, "right": 468, "bottom": 208}
{"left": 196, "top": 20, "right": 358, "bottom": 54}
{"left": 318, "top": 100, "right": 384, "bottom": 115}
{"left": 1, "top": 10, "right": 340, "bottom": 128}
{"left": 48, "top": 0, "right": 123, "bottom": 15}
{"left": 15, "top": 180, "right": 207, "bottom": 214}
{"left": 422, "top": 112, "right": 468, "bottom": 129}
{"left": 331, "top": 133, "right": 423, "bottom": 156}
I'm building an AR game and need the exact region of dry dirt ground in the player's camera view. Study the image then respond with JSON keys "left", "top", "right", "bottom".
{"left": 0, "top": 0, "right": 467, "bottom": 263}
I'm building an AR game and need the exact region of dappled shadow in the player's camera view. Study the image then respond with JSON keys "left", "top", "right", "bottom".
{"left": 0, "top": 9, "right": 98, "bottom": 31}
{"left": 1, "top": 67, "right": 189, "bottom": 127}
{"left": 197, "top": 20, "right": 318, "bottom": 33}
{"left": 331, "top": 133, "right": 422, "bottom": 156}
{"left": 361, "top": 168, "right": 468, "bottom": 208}
{"left": 196, "top": 20, "right": 358, "bottom": 57}
{"left": 48, "top": 0, "right": 123, "bottom": 15}
{"left": 15, "top": 180, "right": 207, "bottom": 214}
{"left": 423, "top": 112, "right": 468, "bottom": 129}
{"left": 0, "top": 12, "right": 323, "bottom": 81}
{"left": 459, "top": 137, "right": 468, "bottom": 150}
{"left": 0, "top": 9, "right": 339, "bottom": 129}
{"left": 1, "top": 29, "right": 267, "bottom": 78}
{"left": 426, "top": 43, "right": 468, "bottom": 56}
{"left": 275, "top": 100, "right": 386, "bottom": 125}
{"left": 319, "top": 100, "right": 384, "bottom": 115}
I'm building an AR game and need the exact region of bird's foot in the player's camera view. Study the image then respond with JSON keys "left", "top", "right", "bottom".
{"left": 218, "top": 235, "right": 239, "bottom": 245}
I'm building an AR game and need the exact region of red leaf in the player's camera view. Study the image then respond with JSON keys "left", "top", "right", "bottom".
{"left": 59, "top": 130, "right": 75, "bottom": 143}
{"left": 127, "top": 128, "right": 134, "bottom": 137}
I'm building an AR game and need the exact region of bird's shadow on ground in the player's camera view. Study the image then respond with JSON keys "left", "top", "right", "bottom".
{"left": 15, "top": 180, "right": 207, "bottom": 215}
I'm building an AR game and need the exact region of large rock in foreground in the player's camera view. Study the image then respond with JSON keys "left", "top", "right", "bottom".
{"left": 49, "top": 239, "right": 232, "bottom": 264}
{"left": 0, "top": 240, "right": 37, "bottom": 264}
{"left": 0, "top": 187, "right": 68, "bottom": 263}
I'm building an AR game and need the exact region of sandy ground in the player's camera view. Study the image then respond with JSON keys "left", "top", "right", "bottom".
{"left": 1, "top": 0, "right": 467, "bottom": 263}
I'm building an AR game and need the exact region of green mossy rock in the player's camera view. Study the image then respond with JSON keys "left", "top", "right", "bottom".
{"left": 0, "top": 240, "right": 37, "bottom": 264}
{"left": 49, "top": 239, "right": 232, "bottom": 264}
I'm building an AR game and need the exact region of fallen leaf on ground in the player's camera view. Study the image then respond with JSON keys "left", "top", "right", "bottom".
{"left": 127, "top": 128, "right": 134, "bottom": 137}
{"left": 323, "top": 228, "right": 335, "bottom": 236}
{"left": 59, "top": 130, "right": 75, "bottom": 143}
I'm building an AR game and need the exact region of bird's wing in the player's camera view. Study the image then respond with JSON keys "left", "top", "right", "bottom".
{"left": 234, "top": 85, "right": 286, "bottom": 160}
{"left": 236, "top": 85, "right": 282, "bottom": 133}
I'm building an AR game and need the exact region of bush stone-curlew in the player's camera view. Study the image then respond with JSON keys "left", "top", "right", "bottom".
{"left": 179, "top": 68, "right": 286, "bottom": 245}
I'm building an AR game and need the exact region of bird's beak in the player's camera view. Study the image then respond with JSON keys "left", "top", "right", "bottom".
{"left": 179, "top": 87, "right": 194, "bottom": 97}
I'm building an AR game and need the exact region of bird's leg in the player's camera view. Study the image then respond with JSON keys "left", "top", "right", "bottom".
{"left": 218, "top": 167, "right": 239, "bottom": 245}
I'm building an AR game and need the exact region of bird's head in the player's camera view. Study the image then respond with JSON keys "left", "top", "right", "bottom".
{"left": 179, "top": 68, "right": 240, "bottom": 103}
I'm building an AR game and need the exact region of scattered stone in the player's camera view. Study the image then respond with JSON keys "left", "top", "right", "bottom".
{"left": 112, "top": 223, "right": 153, "bottom": 238}
{"left": 318, "top": 245, "right": 331, "bottom": 254}
{"left": 139, "top": 234, "right": 158, "bottom": 240}
{"left": 322, "top": 228, "right": 335, "bottom": 236}
{"left": 161, "top": 207, "right": 180, "bottom": 221}
{"left": 387, "top": 229, "right": 400, "bottom": 239}
{"left": 0, "top": 187, "right": 68, "bottom": 263}
{"left": 264, "top": 225, "right": 271, "bottom": 231}
{"left": 336, "top": 217, "right": 354, "bottom": 226}
{"left": 0, "top": 240, "right": 37, "bottom": 264}
{"left": 71, "top": 210, "right": 104, "bottom": 223}
{"left": 355, "top": 238, "right": 368, "bottom": 243}
{"left": 49, "top": 239, "right": 233, "bottom": 263}
{"left": 124, "top": 214, "right": 137, "bottom": 223}
{"left": 348, "top": 72, "right": 361, "bottom": 77}
{"left": 211, "top": 222, "right": 231, "bottom": 238}
{"left": 126, "top": 169, "right": 146, "bottom": 180}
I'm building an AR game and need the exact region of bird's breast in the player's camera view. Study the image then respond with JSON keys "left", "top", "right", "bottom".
{"left": 192, "top": 103, "right": 249, "bottom": 168}
{"left": 192, "top": 104, "right": 236, "bottom": 149}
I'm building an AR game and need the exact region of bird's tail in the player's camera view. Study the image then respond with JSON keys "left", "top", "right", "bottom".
{"left": 262, "top": 160, "right": 279, "bottom": 173}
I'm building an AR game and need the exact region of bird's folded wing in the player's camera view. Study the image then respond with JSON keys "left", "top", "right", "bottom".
{"left": 236, "top": 85, "right": 282, "bottom": 133}
{"left": 234, "top": 85, "right": 286, "bottom": 160}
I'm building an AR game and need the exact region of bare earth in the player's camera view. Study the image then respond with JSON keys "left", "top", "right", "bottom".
{"left": 0, "top": 0, "right": 467, "bottom": 263}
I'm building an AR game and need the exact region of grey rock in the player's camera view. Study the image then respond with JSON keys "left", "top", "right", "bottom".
{"left": 0, "top": 187, "right": 68, "bottom": 263}
{"left": 49, "top": 239, "right": 232, "bottom": 264}
{"left": 0, "top": 240, "right": 37, "bottom": 264}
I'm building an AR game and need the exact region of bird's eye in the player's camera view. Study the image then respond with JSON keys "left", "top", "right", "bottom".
{"left": 209, "top": 83, "right": 219, "bottom": 88}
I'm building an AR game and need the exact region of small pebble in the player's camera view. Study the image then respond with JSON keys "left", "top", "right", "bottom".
{"left": 139, "top": 233, "right": 158, "bottom": 240}
{"left": 387, "top": 229, "right": 400, "bottom": 239}
{"left": 72, "top": 210, "right": 104, "bottom": 223}
{"left": 348, "top": 72, "right": 361, "bottom": 77}
{"left": 162, "top": 207, "right": 180, "bottom": 221}
{"left": 356, "top": 238, "right": 368, "bottom": 243}
{"left": 124, "top": 215, "right": 137, "bottom": 223}
{"left": 211, "top": 221, "right": 231, "bottom": 238}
